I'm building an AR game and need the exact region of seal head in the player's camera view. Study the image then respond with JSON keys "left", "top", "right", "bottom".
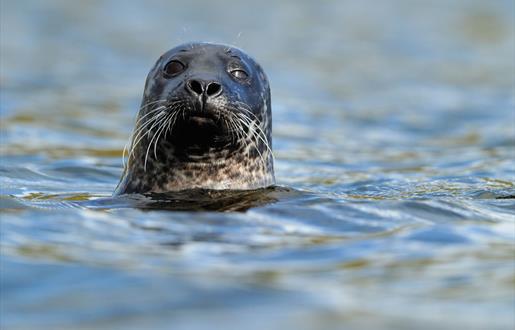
{"left": 115, "top": 42, "right": 274, "bottom": 194}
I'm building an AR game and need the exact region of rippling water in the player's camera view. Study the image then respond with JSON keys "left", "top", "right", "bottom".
{"left": 1, "top": 1, "right": 514, "bottom": 329}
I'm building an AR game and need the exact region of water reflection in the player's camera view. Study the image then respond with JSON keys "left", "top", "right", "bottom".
{"left": 94, "top": 187, "right": 288, "bottom": 212}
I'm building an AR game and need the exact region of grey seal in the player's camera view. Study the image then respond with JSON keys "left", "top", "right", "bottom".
{"left": 114, "top": 42, "right": 274, "bottom": 195}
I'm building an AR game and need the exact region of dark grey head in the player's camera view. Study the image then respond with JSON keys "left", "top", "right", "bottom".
{"left": 115, "top": 42, "right": 274, "bottom": 194}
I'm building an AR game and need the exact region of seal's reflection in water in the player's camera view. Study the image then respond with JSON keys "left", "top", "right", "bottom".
{"left": 98, "top": 186, "right": 289, "bottom": 212}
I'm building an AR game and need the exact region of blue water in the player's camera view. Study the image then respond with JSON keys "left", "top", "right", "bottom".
{"left": 1, "top": 1, "right": 514, "bottom": 329}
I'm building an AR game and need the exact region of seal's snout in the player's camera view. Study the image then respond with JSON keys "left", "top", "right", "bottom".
{"left": 186, "top": 79, "right": 223, "bottom": 99}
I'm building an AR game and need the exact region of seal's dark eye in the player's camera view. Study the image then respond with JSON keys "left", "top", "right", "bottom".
{"left": 164, "top": 60, "right": 185, "bottom": 76}
{"left": 230, "top": 69, "right": 248, "bottom": 80}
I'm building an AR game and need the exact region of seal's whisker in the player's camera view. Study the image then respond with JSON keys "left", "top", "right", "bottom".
{"left": 237, "top": 112, "right": 274, "bottom": 160}
{"left": 140, "top": 100, "right": 188, "bottom": 170}
{"left": 127, "top": 111, "right": 167, "bottom": 165}
{"left": 129, "top": 113, "right": 165, "bottom": 148}
{"left": 152, "top": 112, "right": 173, "bottom": 161}
{"left": 168, "top": 106, "right": 182, "bottom": 134}
{"left": 152, "top": 101, "right": 187, "bottom": 153}
{"left": 224, "top": 116, "right": 240, "bottom": 144}
{"left": 230, "top": 115, "right": 266, "bottom": 167}
{"left": 125, "top": 114, "right": 161, "bottom": 165}
{"left": 166, "top": 112, "right": 179, "bottom": 138}
{"left": 242, "top": 115, "right": 273, "bottom": 159}
{"left": 135, "top": 97, "right": 184, "bottom": 127}
{"left": 166, "top": 101, "right": 189, "bottom": 135}
{"left": 122, "top": 140, "right": 130, "bottom": 168}
{"left": 130, "top": 111, "right": 165, "bottom": 146}
{"left": 215, "top": 108, "right": 234, "bottom": 136}
{"left": 144, "top": 114, "right": 170, "bottom": 171}
{"left": 235, "top": 105, "right": 272, "bottom": 147}
{"left": 122, "top": 103, "right": 168, "bottom": 167}
{"left": 234, "top": 103, "right": 269, "bottom": 135}
{"left": 218, "top": 107, "right": 246, "bottom": 144}
{"left": 233, "top": 101, "right": 261, "bottom": 119}
{"left": 169, "top": 110, "right": 182, "bottom": 135}
{"left": 233, "top": 115, "right": 267, "bottom": 169}
{"left": 238, "top": 116, "right": 272, "bottom": 169}
{"left": 135, "top": 107, "right": 166, "bottom": 124}
{"left": 219, "top": 105, "right": 260, "bottom": 149}
{"left": 134, "top": 106, "right": 167, "bottom": 125}
{"left": 252, "top": 125, "right": 274, "bottom": 159}
{"left": 230, "top": 118, "right": 241, "bottom": 143}
{"left": 139, "top": 99, "right": 167, "bottom": 111}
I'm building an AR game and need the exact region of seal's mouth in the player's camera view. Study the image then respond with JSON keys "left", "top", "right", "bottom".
{"left": 188, "top": 114, "right": 217, "bottom": 127}
{"left": 167, "top": 110, "right": 233, "bottom": 156}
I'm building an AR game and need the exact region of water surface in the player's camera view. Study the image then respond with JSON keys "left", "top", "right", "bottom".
{"left": 1, "top": 1, "right": 514, "bottom": 329}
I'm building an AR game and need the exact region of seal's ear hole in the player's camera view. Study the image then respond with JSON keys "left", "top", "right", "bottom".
{"left": 164, "top": 60, "right": 185, "bottom": 76}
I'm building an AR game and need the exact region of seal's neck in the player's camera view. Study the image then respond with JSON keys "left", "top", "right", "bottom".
{"left": 114, "top": 137, "right": 274, "bottom": 194}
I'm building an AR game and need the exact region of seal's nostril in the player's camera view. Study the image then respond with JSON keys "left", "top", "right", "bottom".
{"left": 206, "top": 82, "right": 222, "bottom": 97}
{"left": 187, "top": 80, "right": 222, "bottom": 98}
{"left": 188, "top": 80, "right": 203, "bottom": 95}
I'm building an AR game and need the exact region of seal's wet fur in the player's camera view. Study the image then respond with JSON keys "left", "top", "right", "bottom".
{"left": 115, "top": 42, "right": 274, "bottom": 194}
